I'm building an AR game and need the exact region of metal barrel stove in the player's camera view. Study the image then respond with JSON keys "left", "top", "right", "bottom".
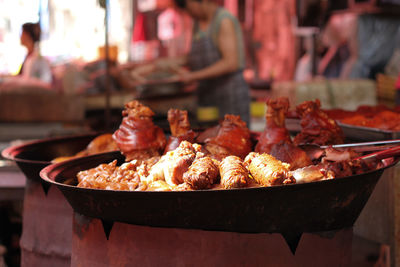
{"left": 2, "top": 133, "right": 98, "bottom": 267}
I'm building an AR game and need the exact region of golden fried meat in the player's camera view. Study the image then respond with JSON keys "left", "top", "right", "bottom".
{"left": 269, "top": 142, "right": 312, "bottom": 170}
{"left": 219, "top": 156, "right": 250, "bottom": 189}
{"left": 183, "top": 156, "right": 219, "bottom": 190}
{"left": 244, "top": 152, "right": 295, "bottom": 186}
{"left": 145, "top": 141, "right": 202, "bottom": 186}
{"left": 77, "top": 160, "right": 118, "bottom": 189}
{"left": 291, "top": 165, "right": 335, "bottom": 184}
{"left": 52, "top": 133, "right": 118, "bottom": 163}
{"left": 77, "top": 156, "right": 159, "bottom": 191}
{"left": 145, "top": 180, "right": 174, "bottom": 191}
{"left": 85, "top": 133, "right": 119, "bottom": 155}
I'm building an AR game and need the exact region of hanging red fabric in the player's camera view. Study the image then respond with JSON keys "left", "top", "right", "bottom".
{"left": 132, "top": 13, "right": 146, "bottom": 42}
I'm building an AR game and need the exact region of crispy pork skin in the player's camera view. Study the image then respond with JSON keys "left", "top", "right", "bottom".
{"left": 165, "top": 109, "right": 197, "bottom": 153}
{"left": 294, "top": 99, "right": 344, "bottom": 146}
{"left": 197, "top": 114, "right": 252, "bottom": 159}
{"left": 255, "top": 97, "right": 292, "bottom": 153}
{"left": 113, "top": 101, "right": 166, "bottom": 162}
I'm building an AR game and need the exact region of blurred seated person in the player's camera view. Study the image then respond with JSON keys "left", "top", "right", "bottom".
{"left": 112, "top": 0, "right": 250, "bottom": 125}
{"left": 294, "top": 36, "right": 320, "bottom": 82}
{"left": 0, "top": 22, "right": 52, "bottom": 91}
{"left": 294, "top": 11, "right": 357, "bottom": 81}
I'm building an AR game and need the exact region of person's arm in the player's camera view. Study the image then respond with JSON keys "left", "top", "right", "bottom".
{"left": 125, "top": 56, "right": 188, "bottom": 76}
{"left": 0, "top": 56, "right": 52, "bottom": 90}
{"left": 180, "top": 18, "right": 240, "bottom": 83}
{"left": 340, "top": 19, "right": 358, "bottom": 79}
{"left": 317, "top": 45, "right": 338, "bottom": 76}
{"left": 0, "top": 75, "right": 52, "bottom": 91}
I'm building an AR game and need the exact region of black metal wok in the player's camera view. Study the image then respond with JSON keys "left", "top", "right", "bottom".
{"left": 40, "top": 151, "right": 399, "bottom": 236}
{"left": 1, "top": 133, "right": 99, "bottom": 192}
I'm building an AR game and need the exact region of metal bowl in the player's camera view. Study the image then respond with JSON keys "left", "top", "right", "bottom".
{"left": 2, "top": 133, "right": 99, "bottom": 183}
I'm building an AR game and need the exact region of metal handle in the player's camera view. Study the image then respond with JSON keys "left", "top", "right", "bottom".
{"left": 321, "top": 139, "right": 400, "bottom": 149}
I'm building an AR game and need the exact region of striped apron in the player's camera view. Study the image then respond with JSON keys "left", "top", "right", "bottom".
{"left": 188, "top": 9, "right": 250, "bottom": 126}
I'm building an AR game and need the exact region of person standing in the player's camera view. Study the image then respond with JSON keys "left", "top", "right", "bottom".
{"left": 175, "top": 0, "right": 250, "bottom": 125}
{"left": 123, "top": 0, "right": 250, "bottom": 126}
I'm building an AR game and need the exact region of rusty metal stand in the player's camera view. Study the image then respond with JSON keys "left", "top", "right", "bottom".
{"left": 71, "top": 214, "right": 353, "bottom": 267}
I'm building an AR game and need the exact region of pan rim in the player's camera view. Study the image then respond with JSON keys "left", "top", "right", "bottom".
{"left": 1, "top": 132, "right": 100, "bottom": 164}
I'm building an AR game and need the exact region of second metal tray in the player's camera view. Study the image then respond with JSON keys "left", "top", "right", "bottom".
{"left": 338, "top": 122, "right": 400, "bottom": 141}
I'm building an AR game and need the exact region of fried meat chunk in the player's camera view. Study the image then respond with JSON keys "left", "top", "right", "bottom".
{"left": 219, "top": 156, "right": 250, "bottom": 189}
{"left": 112, "top": 101, "right": 166, "bottom": 162}
{"left": 269, "top": 142, "right": 312, "bottom": 170}
{"left": 245, "top": 152, "right": 295, "bottom": 186}
{"left": 52, "top": 133, "right": 118, "bottom": 163}
{"left": 183, "top": 156, "right": 219, "bottom": 190}
{"left": 294, "top": 99, "right": 344, "bottom": 145}
{"left": 196, "top": 114, "right": 252, "bottom": 159}
{"left": 291, "top": 165, "right": 335, "bottom": 184}
{"left": 255, "top": 97, "right": 292, "bottom": 153}
{"left": 165, "top": 109, "right": 197, "bottom": 153}
{"left": 145, "top": 141, "right": 202, "bottom": 186}
{"left": 77, "top": 156, "right": 159, "bottom": 191}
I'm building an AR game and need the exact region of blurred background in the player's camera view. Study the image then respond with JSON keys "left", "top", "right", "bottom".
{"left": 0, "top": 0, "right": 399, "bottom": 131}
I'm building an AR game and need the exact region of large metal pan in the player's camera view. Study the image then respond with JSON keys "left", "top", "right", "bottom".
{"left": 40, "top": 151, "right": 399, "bottom": 235}
{"left": 1, "top": 133, "right": 99, "bottom": 186}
